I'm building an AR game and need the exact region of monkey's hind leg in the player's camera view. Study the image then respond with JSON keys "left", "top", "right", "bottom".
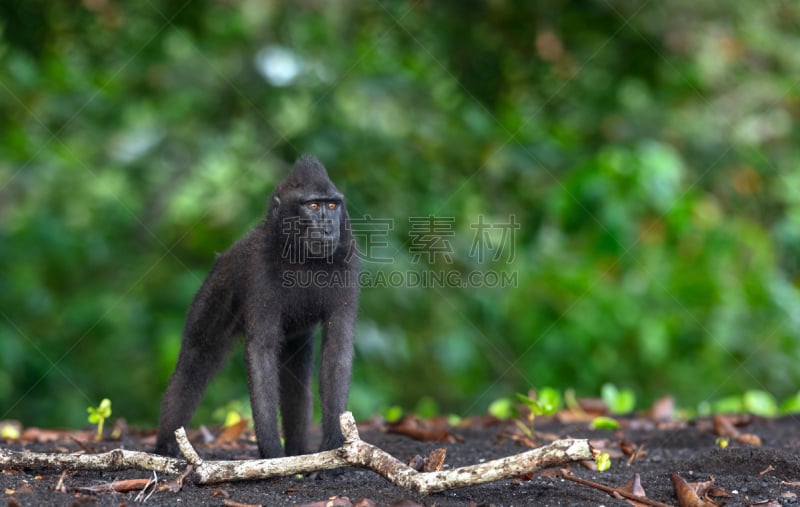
{"left": 155, "top": 284, "right": 238, "bottom": 455}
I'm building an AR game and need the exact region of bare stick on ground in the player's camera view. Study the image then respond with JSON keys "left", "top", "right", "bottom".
{"left": 0, "top": 412, "right": 594, "bottom": 495}
{"left": 558, "top": 469, "right": 673, "bottom": 507}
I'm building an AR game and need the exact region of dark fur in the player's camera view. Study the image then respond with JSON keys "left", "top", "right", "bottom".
{"left": 155, "top": 155, "right": 360, "bottom": 458}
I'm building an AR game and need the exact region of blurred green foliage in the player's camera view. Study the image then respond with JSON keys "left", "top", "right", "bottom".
{"left": 1, "top": 1, "right": 799, "bottom": 428}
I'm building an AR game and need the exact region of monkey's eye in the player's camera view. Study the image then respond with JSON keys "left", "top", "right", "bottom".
{"left": 327, "top": 202, "right": 337, "bottom": 210}
{"left": 308, "top": 203, "right": 320, "bottom": 211}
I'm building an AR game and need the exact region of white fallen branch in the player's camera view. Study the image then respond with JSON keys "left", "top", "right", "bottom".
{"left": 0, "top": 445, "right": 186, "bottom": 475}
{"left": 0, "top": 412, "right": 594, "bottom": 495}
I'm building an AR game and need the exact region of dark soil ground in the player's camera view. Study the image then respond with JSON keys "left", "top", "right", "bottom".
{"left": 2, "top": 414, "right": 799, "bottom": 506}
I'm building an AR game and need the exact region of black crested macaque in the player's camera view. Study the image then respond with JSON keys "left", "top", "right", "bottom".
{"left": 155, "top": 155, "right": 359, "bottom": 458}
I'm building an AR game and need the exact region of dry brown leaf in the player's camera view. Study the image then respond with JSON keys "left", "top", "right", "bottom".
{"left": 423, "top": 448, "right": 447, "bottom": 472}
{"left": 735, "top": 433, "right": 762, "bottom": 446}
{"left": 352, "top": 499, "right": 378, "bottom": 507}
{"left": 617, "top": 473, "right": 648, "bottom": 507}
{"left": 76, "top": 478, "right": 153, "bottom": 494}
{"left": 649, "top": 396, "right": 675, "bottom": 421}
{"left": 689, "top": 476, "right": 717, "bottom": 498}
{"left": 620, "top": 440, "right": 637, "bottom": 457}
{"left": 707, "top": 488, "right": 732, "bottom": 498}
{"left": 216, "top": 419, "right": 248, "bottom": 445}
{"left": 712, "top": 414, "right": 740, "bottom": 439}
{"left": 387, "top": 415, "right": 461, "bottom": 443}
{"left": 21, "top": 428, "right": 92, "bottom": 443}
{"left": 670, "top": 474, "right": 721, "bottom": 507}
{"left": 619, "top": 440, "right": 647, "bottom": 466}
{"left": 748, "top": 500, "right": 781, "bottom": 507}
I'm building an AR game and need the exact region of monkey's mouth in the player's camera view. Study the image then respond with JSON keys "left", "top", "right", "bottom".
{"left": 302, "top": 235, "right": 339, "bottom": 258}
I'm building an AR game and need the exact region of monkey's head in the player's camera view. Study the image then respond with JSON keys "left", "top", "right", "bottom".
{"left": 269, "top": 155, "right": 351, "bottom": 262}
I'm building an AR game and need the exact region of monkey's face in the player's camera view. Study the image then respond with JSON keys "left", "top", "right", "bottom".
{"left": 277, "top": 190, "right": 345, "bottom": 262}
{"left": 297, "top": 197, "right": 342, "bottom": 258}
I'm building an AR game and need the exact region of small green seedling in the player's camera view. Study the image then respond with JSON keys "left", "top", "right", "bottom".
{"left": 595, "top": 452, "right": 611, "bottom": 472}
{"left": 515, "top": 389, "right": 561, "bottom": 437}
{"left": 590, "top": 416, "right": 620, "bottom": 430}
{"left": 87, "top": 398, "right": 112, "bottom": 441}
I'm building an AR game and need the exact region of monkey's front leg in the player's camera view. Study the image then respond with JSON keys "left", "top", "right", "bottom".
{"left": 319, "top": 315, "right": 355, "bottom": 451}
{"left": 245, "top": 326, "right": 285, "bottom": 458}
{"left": 280, "top": 330, "right": 315, "bottom": 456}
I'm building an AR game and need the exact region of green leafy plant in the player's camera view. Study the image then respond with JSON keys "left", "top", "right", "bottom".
{"left": 414, "top": 396, "right": 440, "bottom": 419}
{"left": 488, "top": 388, "right": 561, "bottom": 438}
{"left": 488, "top": 397, "right": 516, "bottom": 420}
{"left": 742, "top": 390, "right": 778, "bottom": 417}
{"left": 780, "top": 391, "right": 800, "bottom": 414}
{"left": 87, "top": 398, "right": 112, "bottom": 441}
{"left": 698, "top": 390, "right": 785, "bottom": 417}
{"left": 382, "top": 405, "right": 405, "bottom": 423}
{"left": 601, "top": 383, "right": 636, "bottom": 415}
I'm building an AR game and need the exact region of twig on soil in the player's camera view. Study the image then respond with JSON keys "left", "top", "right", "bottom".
{"left": 134, "top": 471, "right": 159, "bottom": 503}
{"left": 558, "top": 469, "right": 673, "bottom": 507}
{"left": 0, "top": 412, "right": 593, "bottom": 495}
